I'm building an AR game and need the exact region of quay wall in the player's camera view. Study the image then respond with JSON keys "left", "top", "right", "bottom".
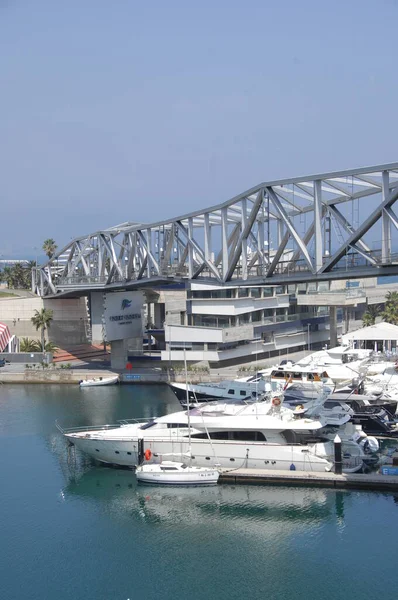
{"left": 0, "top": 369, "right": 118, "bottom": 384}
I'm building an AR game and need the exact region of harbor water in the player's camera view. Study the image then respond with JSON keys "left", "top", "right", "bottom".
{"left": 1, "top": 383, "right": 398, "bottom": 600}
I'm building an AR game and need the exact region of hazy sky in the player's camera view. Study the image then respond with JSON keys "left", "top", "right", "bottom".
{"left": 1, "top": 0, "right": 398, "bottom": 258}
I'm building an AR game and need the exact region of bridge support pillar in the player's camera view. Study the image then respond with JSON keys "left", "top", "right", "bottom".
{"left": 329, "top": 306, "right": 338, "bottom": 348}
{"left": 111, "top": 339, "right": 128, "bottom": 370}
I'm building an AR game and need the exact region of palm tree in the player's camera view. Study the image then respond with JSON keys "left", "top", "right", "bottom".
{"left": 42, "top": 239, "right": 57, "bottom": 259}
{"left": 381, "top": 291, "right": 398, "bottom": 325}
{"left": 362, "top": 305, "right": 380, "bottom": 327}
{"left": 31, "top": 308, "right": 54, "bottom": 351}
{"left": 32, "top": 340, "right": 58, "bottom": 353}
{"left": 20, "top": 337, "right": 39, "bottom": 352}
{"left": 2, "top": 266, "right": 13, "bottom": 288}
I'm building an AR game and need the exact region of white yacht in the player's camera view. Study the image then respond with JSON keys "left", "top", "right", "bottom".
{"left": 169, "top": 377, "right": 270, "bottom": 404}
{"left": 292, "top": 346, "right": 373, "bottom": 385}
{"left": 60, "top": 393, "right": 370, "bottom": 474}
{"left": 259, "top": 362, "right": 335, "bottom": 404}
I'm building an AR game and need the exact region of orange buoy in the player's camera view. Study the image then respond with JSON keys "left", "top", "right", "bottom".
{"left": 272, "top": 397, "right": 281, "bottom": 407}
{"left": 144, "top": 448, "right": 152, "bottom": 461}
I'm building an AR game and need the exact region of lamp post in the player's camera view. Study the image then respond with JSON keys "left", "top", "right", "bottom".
{"left": 33, "top": 247, "right": 38, "bottom": 292}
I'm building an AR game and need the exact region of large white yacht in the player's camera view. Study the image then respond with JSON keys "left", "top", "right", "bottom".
{"left": 292, "top": 346, "right": 373, "bottom": 385}
{"left": 60, "top": 393, "right": 373, "bottom": 474}
{"left": 169, "top": 377, "right": 270, "bottom": 404}
{"left": 258, "top": 362, "right": 335, "bottom": 404}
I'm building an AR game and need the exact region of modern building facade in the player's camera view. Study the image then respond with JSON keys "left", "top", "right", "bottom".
{"left": 144, "top": 280, "right": 340, "bottom": 365}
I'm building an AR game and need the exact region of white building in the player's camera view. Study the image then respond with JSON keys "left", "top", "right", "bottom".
{"left": 143, "top": 281, "right": 340, "bottom": 365}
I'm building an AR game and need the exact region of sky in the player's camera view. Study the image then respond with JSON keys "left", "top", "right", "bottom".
{"left": 1, "top": 0, "right": 398, "bottom": 259}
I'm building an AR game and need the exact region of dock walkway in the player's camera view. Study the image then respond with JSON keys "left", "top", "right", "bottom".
{"left": 219, "top": 468, "right": 398, "bottom": 491}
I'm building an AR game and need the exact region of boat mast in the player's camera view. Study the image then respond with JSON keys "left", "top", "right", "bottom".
{"left": 184, "top": 346, "right": 192, "bottom": 464}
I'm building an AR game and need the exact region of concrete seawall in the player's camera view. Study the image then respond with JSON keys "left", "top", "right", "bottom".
{"left": 0, "top": 370, "right": 119, "bottom": 384}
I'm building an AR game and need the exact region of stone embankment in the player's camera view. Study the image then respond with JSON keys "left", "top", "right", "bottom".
{"left": 0, "top": 369, "right": 118, "bottom": 384}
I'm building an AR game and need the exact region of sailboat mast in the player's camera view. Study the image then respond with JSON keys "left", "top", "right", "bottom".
{"left": 184, "top": 346, "right": 192, "bottom": 461}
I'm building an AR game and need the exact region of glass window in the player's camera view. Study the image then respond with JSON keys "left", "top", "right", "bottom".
{"left": 238, "top": 288, "right": 249, "bottom": 297}
{"left": 275, "top": 285, "right": 285, "bottom": 295}
{"left": 272, "top": 371, "right": 285, "bottom": 378}
{"left": 232, "top": 431, "right": 266, "bottom": 441}
{"left": 227, "top": 389, "right": 235, "bottom": 395}
{"left": 239, "top": 390, "right": 247, "bottom": 396}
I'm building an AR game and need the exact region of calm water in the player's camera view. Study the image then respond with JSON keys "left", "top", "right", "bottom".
{"left": 1, "top": 383, "right": 398, "bottom": 600}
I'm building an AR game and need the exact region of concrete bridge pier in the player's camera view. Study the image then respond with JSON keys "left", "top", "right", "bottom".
{"left": 329, "top": 306, "right": 338, "bottom": 348}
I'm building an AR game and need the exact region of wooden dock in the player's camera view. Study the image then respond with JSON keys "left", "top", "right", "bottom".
{"left": 219, "top": 468, "right": 398, "bottom": 492}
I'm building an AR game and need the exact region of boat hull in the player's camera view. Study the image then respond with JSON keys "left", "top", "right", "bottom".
{"left": 136, "top": 467, "right": 219, "bottom": 486}
{"left": 65, "top": 433, "right": 346, "bottom": 472}
{"left": 80, "top": 375, "right": 119, "bottom": 387}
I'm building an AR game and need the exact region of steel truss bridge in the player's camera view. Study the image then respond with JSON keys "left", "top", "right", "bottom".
{"left": 36, "top": 162, "right": 398, "bottom": 297}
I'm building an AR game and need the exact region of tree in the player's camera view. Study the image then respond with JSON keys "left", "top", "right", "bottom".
{"left": 362, "top": 305, "right": 380, "bottom": 327}
{"left": 42, "top": 239, "right": 57, "bottom": 259}
{"left": 381, "top": 291, "right": 398, "bottom": 326}
{"left": 20, "top": 337, "right": 39, "bottom": 352}
{"left": 31, "top": 308, "right": 54, "bottom": 351}
{"left": 32, "top": 340, "right": 58, "bottom": 353}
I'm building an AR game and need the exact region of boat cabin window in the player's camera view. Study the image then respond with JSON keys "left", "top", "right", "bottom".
{"left": 232, "top": 431, "right": 266, "bottom": 441}
{"left": 324, "top": 401, "right": 341, "bottom": 409}
{"left": 140, "top": 421, "right": 157, "bottom": 430}
{"left": 167, "top": 423, "right": 187, "bottom": 428}
{"left": 228, "top": 389, "right": 235, "bottom": 395}
{"left": 271, "top": 371, "right": 285, "bottom": 378}
{"left": 160, "top": 466, "right": 179, "bottom": 471}
{"left": 239, "top": 390, "right": 247, "bottom": 396}
{"left": 292, "top": 372, "right": 302, "bottom": 380}
{"left": 191, "top": 431, "right": 266, "bottom": 441}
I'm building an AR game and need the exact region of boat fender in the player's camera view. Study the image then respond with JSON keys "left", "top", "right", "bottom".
{"left": 272, "top": 397, "right": 281, "bottom": 407}
{"left": 144, "top": 449, "right": 152, "bottom": 461}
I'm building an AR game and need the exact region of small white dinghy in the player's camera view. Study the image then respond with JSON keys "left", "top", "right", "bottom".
{"left": 135, "top": 461, "right": 220, "bottom": 486}
{"left": 79, "top": 375, "right": 119, "bottom": 388}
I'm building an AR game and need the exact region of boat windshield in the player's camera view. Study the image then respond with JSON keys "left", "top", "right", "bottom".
{"left": 139, "top": 421, "right": 157, "bottom": 430}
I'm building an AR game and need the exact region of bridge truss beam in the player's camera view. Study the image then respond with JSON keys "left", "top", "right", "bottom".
{"left": 36, "top": 162, "right": 398, "bottom": 297}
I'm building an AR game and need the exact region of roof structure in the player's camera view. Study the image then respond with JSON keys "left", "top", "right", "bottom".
{"left": 342, "top": 322, "right": 398, "bottom": 342}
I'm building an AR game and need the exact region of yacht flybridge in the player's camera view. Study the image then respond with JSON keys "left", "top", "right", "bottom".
{"left": 59, "top": 392, "right": 376, "bottom": 474}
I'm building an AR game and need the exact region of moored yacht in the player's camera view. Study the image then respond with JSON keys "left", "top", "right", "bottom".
{"left": 293, "top": 346, "right": 373, "bottom": 385}
{"left": 59, "top": 392, "right": 371, "bottom": 474}
{"left": 168, "top": 377, "right": 270, "bottom": 404}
